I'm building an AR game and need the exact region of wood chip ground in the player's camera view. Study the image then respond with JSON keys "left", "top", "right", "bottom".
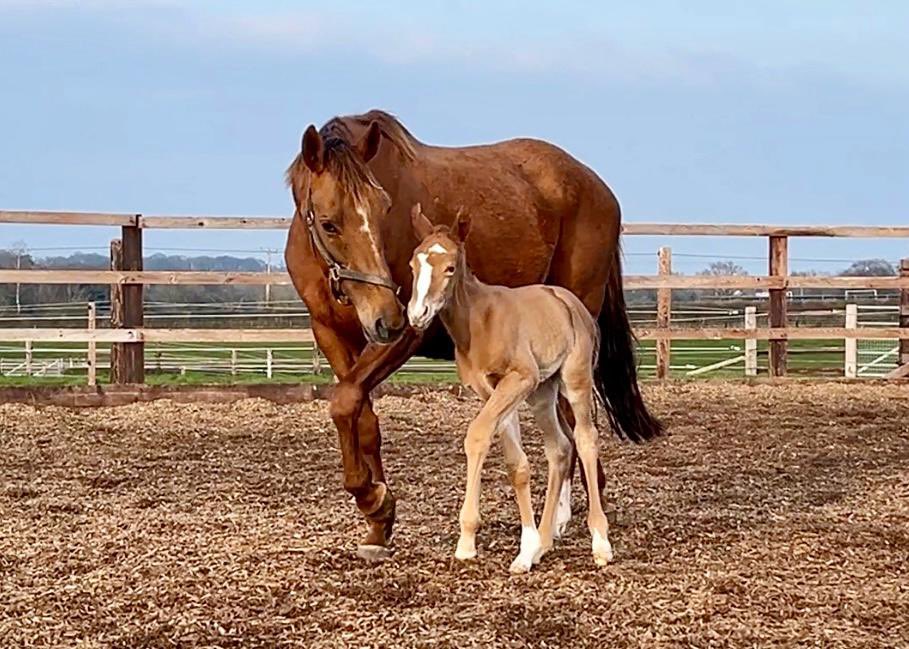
{"left": 1, "top": 383, "right": 908, "bottom": 648}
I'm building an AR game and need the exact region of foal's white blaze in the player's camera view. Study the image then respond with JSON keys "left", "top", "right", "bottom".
{"left": 408, "top": 243, "right": 451, "bottom": 326}
{"left": 408, "top": 252, "right": 433, "bottom": 325}
{"left": 592, "top": 528, "right": 614, "bottom": 567}
{"left": 509, "top": 525, "right": 543, "bottom": 574}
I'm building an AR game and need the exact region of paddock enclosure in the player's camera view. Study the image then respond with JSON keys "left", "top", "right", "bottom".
{"left": 2, "top": 382, "right": 907, "bottom": 647}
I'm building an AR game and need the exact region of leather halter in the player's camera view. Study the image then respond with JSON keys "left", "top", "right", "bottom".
{"left": 304, "top": 188, "right": 399, "bottom": 304}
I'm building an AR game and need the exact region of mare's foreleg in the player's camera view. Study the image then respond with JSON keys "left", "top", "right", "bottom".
{"left": 318, "top": 322, "right": 422, "bottom": 558}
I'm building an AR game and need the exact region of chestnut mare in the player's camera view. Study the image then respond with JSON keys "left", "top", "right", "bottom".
{"left": 284, "top": 110, "right": 661, "bottom": 559}
{"left": 407, "top": 204, "right": 614, "bottom": 573}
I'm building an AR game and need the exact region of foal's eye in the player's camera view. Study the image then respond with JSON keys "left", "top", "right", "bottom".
{"left": 444, "top": 265, "right": 456, "bottom": 275}
{"left": 321, "top": 221, "right": 340, "bottom": 236}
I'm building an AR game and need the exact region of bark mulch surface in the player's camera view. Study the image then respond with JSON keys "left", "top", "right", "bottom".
{"left": 1, "top": 382, "right": 908, "bottom": 648}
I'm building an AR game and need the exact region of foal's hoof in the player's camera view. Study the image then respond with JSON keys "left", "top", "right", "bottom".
{"left": 592, "top": 530, "right": 614, "bottom": 567}
{"left": 357, "top": 544, "right": 394, "bottom": 562}
{"left": 509, "top": 556, "right": 533, "bottom": 574}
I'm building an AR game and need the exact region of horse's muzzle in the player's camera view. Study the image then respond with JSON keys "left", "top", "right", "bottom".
{"left": 370, "top": 316, "right": 406, "bottom": 345}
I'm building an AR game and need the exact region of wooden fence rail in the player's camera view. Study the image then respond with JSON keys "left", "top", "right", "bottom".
{"left": 3, "top": 209, "right": 909, "bottom": 384}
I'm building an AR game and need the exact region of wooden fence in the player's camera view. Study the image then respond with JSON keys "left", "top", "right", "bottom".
{"left": 2, "top": 210, "right": 909, "bottom": 384}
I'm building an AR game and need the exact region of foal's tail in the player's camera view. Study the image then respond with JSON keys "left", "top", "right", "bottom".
{"left": 594, "top": 245, "right": 664, "bottom": 443}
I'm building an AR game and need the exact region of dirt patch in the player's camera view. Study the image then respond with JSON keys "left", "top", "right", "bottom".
{"left": 1, "top": 383, "right": 908, "bottom": 647}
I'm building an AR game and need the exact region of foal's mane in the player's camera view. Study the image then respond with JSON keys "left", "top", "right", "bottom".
{"left": 285, "top": 110, "right": 418, "bottom": 203}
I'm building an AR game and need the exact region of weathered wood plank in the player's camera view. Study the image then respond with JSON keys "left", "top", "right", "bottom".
{"left": 0, "top": 327, "right": 903, "bottom": 344}
{"left": 0, "top": 270, "right": 295, "bottom": 285}
{"left": 0, "top": 210, "right": 137, "bottom": 226}
{"left": 139, "top": 215, "right": 293, "bottom": 229}
{"left": 0, "top": 328, "right": 314, "bottom": 343}
{"left": 634, "top": 327, "right": 909, "bottom": 340}
{"left": 3, "top": 270, "right": 908, "bottom": 289}
{"left": 621, "top": 223, "right": 909, "bottom": 237}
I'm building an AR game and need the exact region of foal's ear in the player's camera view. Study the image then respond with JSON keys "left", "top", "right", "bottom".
{"left": 301, "top": 125, "right": 324, "bottom": 174}
{"left": 355, "top": 121, "right": 382, "bottom": 163}
{"left": 450, "top": 209, "right": 472, "bottom": 243}
{"left": 411, "top": 203, "right": 435, "bottom": 241}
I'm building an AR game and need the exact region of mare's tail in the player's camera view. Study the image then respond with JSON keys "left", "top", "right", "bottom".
{"left": 593, "top": 245, "right": 663, "bottom": 442}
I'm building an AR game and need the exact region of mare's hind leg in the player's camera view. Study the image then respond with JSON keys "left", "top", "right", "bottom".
{"left": 456, "top": 370, "right": 536, "bottom": 562}
{"left": 500, "top": 414, "right": 542, "bottom": 574}
{"left": 562, "top": 362, "right": 614, "bottom": 567}
{"left": 528, "top": 380, "right": 572, "bottom": 552}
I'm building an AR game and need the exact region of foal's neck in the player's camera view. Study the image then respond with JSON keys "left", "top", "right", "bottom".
{"left": 439, "top": 258, "right": 489, "bottom": 350}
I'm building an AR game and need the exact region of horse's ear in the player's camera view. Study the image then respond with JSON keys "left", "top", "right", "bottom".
{"left": 450, "top": 209, "right": 472, "bottom": 243}
{"left": 411, "top": 203, "right": 434, "bottom": 241}
{"left": 301, "top": 125, "right": 324, "bottom": 174}
{"left": 356, "top": 121, "right": 382, "bottom": 163}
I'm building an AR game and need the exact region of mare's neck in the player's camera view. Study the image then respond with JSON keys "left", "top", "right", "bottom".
{"left": 439, "top": 262, "right": 489, "bottom": 351}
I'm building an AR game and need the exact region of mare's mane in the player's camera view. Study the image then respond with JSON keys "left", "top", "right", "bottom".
{"left": 285, "top": 110, "right": 418, "bottom": 203}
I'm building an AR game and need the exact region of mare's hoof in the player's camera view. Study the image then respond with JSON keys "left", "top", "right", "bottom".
{"left": 357, "top": 544, "right": 394, "bottom": 562}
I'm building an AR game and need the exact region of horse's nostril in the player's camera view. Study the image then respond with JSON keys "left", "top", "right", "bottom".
{"left": 374, "top": 318, "right": 389, "bottom": 341}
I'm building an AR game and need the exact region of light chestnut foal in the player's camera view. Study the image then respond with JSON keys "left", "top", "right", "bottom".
{"left": 406, "top": 204, "right": 614, "bottom": 572}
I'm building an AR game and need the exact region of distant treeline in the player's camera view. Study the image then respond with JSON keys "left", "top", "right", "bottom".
{"left": 0, "top": 250, "right": 300, "bottom": 308}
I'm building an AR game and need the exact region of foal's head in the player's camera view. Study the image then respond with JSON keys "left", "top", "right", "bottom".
{"left": 286, "top": 121, "right": 405, "bottom": 344}
{"left": 406, "top": 204, "right": 472, "bottom": 330}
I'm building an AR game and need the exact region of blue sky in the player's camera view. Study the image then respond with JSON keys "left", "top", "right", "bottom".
{"left": 0, "top": 0, "right": 906, "bottom": 274}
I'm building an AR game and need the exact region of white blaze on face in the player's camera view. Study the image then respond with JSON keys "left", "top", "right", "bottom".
{"left": 408, "top": 243, "right": 450, "bottom": 328}
{"left": 355, "top": 203, "right": 381, "bottom": 261}
{"left": 409, "top": 252, "right": 433, "bottom": 325}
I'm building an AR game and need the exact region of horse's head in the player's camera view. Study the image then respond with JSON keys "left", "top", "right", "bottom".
{"left": 288, "top": 121, "right": 406, "bottom": 345}
{"left": 406, "top": 203, "right": 472, "bottom": 330}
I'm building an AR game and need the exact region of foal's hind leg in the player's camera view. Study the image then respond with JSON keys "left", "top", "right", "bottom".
{"left": 528, "top": 380, "right": 572, "bottom": 552}
{"left": 500, "top": 414, "right": 542, "bottom": 574}
{"left": 562, "top": 367, "right": 614, "bottom": 566}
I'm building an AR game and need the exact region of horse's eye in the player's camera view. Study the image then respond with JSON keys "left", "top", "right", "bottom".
{"left": 444, "top": 265, "right": 456, "bottom": 275}
{"left": 321, "top": 221, "right": 340, "bottom": 236}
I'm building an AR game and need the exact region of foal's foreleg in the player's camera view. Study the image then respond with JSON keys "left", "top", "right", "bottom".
{"left": 500, "top": 414, "right": 542, "bottom": 573}
{"left": 456, "top": 371, "right": 535, "bottom": 563}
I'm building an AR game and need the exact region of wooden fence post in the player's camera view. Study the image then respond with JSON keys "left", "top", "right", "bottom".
{"left": 311, "top": 344, "right": 322, "bottom": 375}
{"left": 744, "top": 306, "right": 757, "bottom": 376}
{"left": 656, "top": 246, "right": 672, "bottom": 380}
{"left": 768, "top": 235, "right": 789, "bottom": 376}
{"left": 266, "top": 348, "right": 273, "bottom": 379}
{"left": 844, "top": 303, "right": 857, "bottom": 378}
{"left": 901, "top": 259, "right": 909, "bottom": 369}
{"left": 110, "top": 223, "right": 145, "bottom": 383}
{"left": 230, "top": 349, "right": 238, "bottom": 376}
{"left": 24, "top": 340, "right": 32, "bottom": 376}
{"left": 87, "top": 301, "right": 97, "bottom": 386}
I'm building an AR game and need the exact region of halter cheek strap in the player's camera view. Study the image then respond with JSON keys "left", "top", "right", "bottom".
{"left": 304, "top": 188, "right": 400, "bottom": 304}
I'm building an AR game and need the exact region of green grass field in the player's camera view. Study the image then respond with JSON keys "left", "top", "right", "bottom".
{"left": 0, "top": 338, "right": 854, "bottom": 387}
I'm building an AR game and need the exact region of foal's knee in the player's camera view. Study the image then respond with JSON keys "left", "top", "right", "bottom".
{"left": 465, "top": 419, "right": 493, "bottom": 456}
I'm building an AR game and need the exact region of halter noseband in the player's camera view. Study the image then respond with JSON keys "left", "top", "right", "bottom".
{"left": 304, "top": 188, "right": 399, "bottom": 304}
